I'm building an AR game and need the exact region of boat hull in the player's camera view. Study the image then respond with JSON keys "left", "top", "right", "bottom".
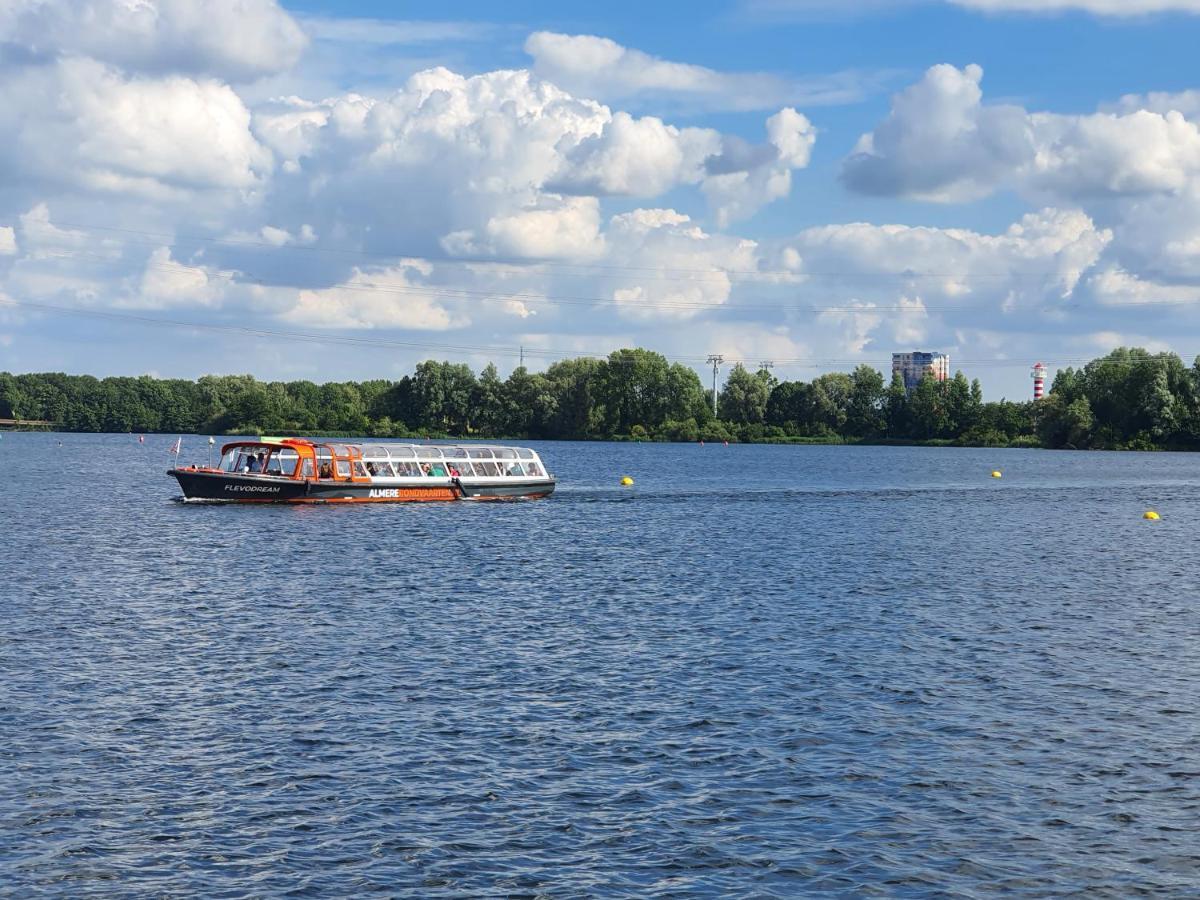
{"left": 169, "top": 469, "right": 555, "bottom": 503}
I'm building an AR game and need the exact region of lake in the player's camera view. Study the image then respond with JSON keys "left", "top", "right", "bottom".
{"left": 2, "top": 434, "right": 1199, "bottom": 896}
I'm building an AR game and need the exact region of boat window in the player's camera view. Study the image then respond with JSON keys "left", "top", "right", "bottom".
{"left": 444, "top": 447, "right": 469, "bottom": 459}
{"left": 315, "top": 447, "right": 334, "bottom": 479}
{"left": 474, "top": 460, "right": 500, "bottom": 476}
{"left": 468, "top": 448, "right": 494, "bottom": 459}
{"left": 301, "top": 458, "right": 315, "bottom": 478}
{"left": 416, "top": 448, "right": 444, "bottom": 460}
{"left": 389, "top": 446, "right": 416, "bottom": 459}
{"left": 270, "top": 448, "right": 299, "bottom": 476}
{"left": 363, "top": 445, "right": 389, "bottom": 458}
{"left": 448, "top": 461, "right": 474, "bottom": 476}
{"left": 393, "top": 461, "right": 421, "bottom": 477}
{"left": 335, "top": 459, "right": 350, "bottom": 478}
{"left": 230, "top": 447, "right": 267, "bottom": 472}
{"left": 516, "top": 448, "right": 534, "bottom": 459}
{"left": 526, "top": 461, "right": 542, "bottom": 477}
{"left": 352, "top": 461, "right": 368, "bottom": 478}
{"left": 494, "top": 447, "right": 517, "bottom": 459}
{"left": 368, "top": 461, "right": 395, "bottom": 477}
{"left": 425, "top": 461, "right": 448, "bottom": 477}
{"left": 504, "top": 462, "right": 526, "bottom": 477}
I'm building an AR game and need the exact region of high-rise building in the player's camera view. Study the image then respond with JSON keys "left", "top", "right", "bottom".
{"left": 892, "top": 351, "right": 950, "bottom": 391}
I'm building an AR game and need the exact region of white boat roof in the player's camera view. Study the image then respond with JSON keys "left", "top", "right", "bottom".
{"left": 350, "top": 443, "right": 543, "bottom": 461}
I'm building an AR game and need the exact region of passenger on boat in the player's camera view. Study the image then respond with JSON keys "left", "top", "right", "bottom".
{"left": 430, "top": 463, "right": 447, "bottom": 477}
{"left": 319, "top": 462, "right": 333, "bottom": 479}
{"left": 448, "top": 465, "right": 461, "bottom": 477}
{"left": 246, "top": 454, "right": 262, "bottom": 473}
{"left": 420, "top": 463, "right": 431, "bottom": 476}
{"left": 527, "top": 462, "right": 541, "bottom": 476}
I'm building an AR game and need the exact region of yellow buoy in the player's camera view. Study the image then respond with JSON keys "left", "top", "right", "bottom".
{"left": 1144, "top": 510, "right": 1160, "bottom": 520}
{"left": 620, "top": 476, "right": 634, "bottom": 487}
{"left": 991, "top": 470, "right": 1002, "bottom": 478}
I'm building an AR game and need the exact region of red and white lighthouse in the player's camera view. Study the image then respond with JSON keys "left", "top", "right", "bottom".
{"left": 1032, "top": 362, "right": 1047, "bottom": 400}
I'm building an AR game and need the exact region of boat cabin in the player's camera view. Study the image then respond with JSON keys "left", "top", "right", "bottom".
{"left": 214, "top": 439, "right": 547, "bottom": 482}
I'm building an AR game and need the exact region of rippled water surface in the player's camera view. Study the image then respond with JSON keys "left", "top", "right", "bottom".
{"left": 3, "top": 434, "right": 1200, "bottom": 897}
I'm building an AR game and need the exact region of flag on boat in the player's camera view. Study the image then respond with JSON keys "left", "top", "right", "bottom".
{"left": 168, "top": 437, "right": 182, "bottom": 456}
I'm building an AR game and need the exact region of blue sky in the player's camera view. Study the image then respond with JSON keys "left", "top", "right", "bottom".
{"left": 3, "top": 0, "right": 1200, "bottom": 399}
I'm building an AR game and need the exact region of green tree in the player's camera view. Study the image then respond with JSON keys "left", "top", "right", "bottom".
{"left": 845, "top": 365, "right": 885, "bottom": 438}
{"left": 596, "top": 348, "right": 673, "bottom": 435}
{"left": 884, "top": 371, "right": 910, "bottom": 438}
{"left": 719, "top": 363, "right": 770, "bottom": 424}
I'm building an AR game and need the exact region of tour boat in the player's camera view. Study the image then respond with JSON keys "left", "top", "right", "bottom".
{"left": 169, "top": 438, "right": 556, "bottom": 503}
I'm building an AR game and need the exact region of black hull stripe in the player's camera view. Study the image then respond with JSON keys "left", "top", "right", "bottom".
{"left": 170, "top": 469, "right": 555, "bottom": 503}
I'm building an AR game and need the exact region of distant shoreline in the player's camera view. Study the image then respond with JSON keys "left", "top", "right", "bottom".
{"left": 3, "top": 346, "right": 1195, "bottom": 452}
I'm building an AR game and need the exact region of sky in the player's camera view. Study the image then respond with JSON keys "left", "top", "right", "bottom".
{"left": 3, "top": 1, "right": 1200, "bottom": 398}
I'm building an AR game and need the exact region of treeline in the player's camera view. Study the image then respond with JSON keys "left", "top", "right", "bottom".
{"left": 2, "top": 347, "right": 1198, "bottom": 449}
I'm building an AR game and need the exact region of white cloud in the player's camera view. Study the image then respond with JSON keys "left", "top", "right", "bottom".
{"left": 248, "top": 66, "right": 810, "bottom": 268}
{"left": 524, "top": 31, "right": 876, "bottom": 112}
{"left": 444, "top": 197, "right": 605, "bottom": 260}
{"left": 843, "top": 63, "right": 1200, "bottom": 203}
{"left": 949, "top": 0, "right": 1200, "bottom": 15}
{"left": 1087, "top": 267, "right": 1200, "bottom": 306}
{"left": 0, "top": 0, "right": 307, "bottom": 79}
{"left": 126, "top": 247, "right": 229, "bottom": 309}
{"left": 602, "top": 209, "right": 760, "bottom": 321}
{"left": 559, "top": 112, "right": 720, "bottom": 196}
{"left": 0, "top": 227, "right": 16, "bottom": 256}
{"left": 1109, "top": 89, "right": 1200, "bottom": 118}
{"left": 1, "top": 58, "right": 271, "bottom": 199}
{"left": 285, "top": 265, "right": 464, "bottom": 331}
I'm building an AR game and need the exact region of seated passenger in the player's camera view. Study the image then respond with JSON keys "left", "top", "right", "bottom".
{"left": 448, "top": 465, "right": 461, "bottom": 477}
{"left": 319, "top": 462, "right": 332, "bottom": 479}
{"left": 527, "top": 462, "right": 541, "bottom": 476}
{"left": 420, "top": 463, "right": 432, "bottom": 476}
{"left": 430, "top": 463, "right": 447, "bottom": 477}
{"left": 246, "top": 453, "right": 262, "bottom": 473}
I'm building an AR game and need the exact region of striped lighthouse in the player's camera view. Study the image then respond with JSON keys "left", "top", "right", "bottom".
{"left": 1032, "top": 362, "right": 1047, "bottom": 401}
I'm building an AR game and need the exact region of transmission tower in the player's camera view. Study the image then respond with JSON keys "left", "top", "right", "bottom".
{"left": 707, "top": 354, "right": 724, "bottom": 417}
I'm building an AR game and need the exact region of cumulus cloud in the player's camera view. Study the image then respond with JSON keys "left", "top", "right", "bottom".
{"left": 772, "top": 208, "right": 1113, "bottom": 356}
{"left": 0, "top": 227, "right": 16, "bottom": 256}
{"left": 601, "top": 209, "right": 760, "bottom": 321}
{"left": 842, "top": 63, "right": 1200, "bottom": 203}
{"left": 285, "top": 264, "right": 464, "bottom": 330}
{"left": 1087, "top": 267, "right": 1200, "bottom": 306}
{"left": 0, "top": 0, "right": 307, "bottom": 79}
{"left": 248, "top": 66, "right": 811, "bottom": 268}
{"left": 0, "top": 58, "right": 271, "bottom": 200}
{"left": 125, "top": 247, "right": 230, "bottom": 309}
